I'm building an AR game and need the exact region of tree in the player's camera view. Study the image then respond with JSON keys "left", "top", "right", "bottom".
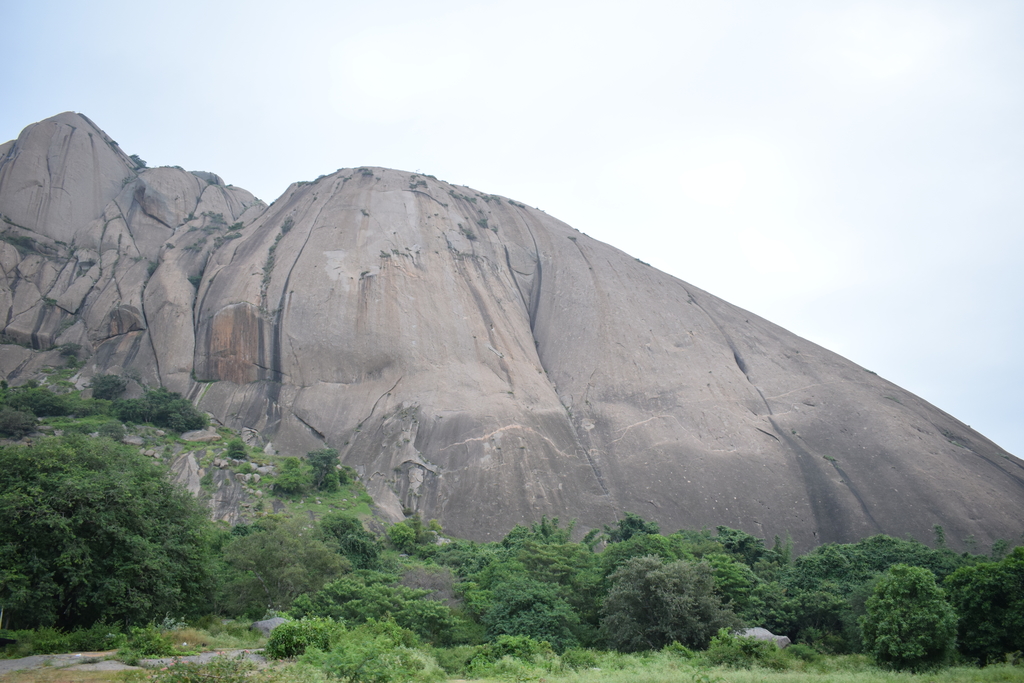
{"left": 0, "top": 405, "right": 36, "bottom": 438}
{"left": 604, "top": 512, "right": 660, "bottom": 543}
{"left": 944, "top": 546, "right": 1024, "bottom": 664}
{"left": 89, "top": 374, "right": 127, "bottom": 401}
{"left": 308, "top": 447, "right": 340, "bottom": 491}
{"left": 0, "top": 436, "right": 214, "bottom": 629}
{"left": 319, "top": 512, "right": 382, "bottom": 569}
{"left": 600, "top": 555, "right": 740, "bottom": 652}
{"left": 860, "top": 564, "right": 957, "bottom": 671}
{"left": 226, "top": 438, "right": 247, "bottom": 459}
{"left": 483, "top": 577, "right": 581, "bottom": 651}
{"left": 273, "top": 457, "right": 308, "bottom": 495}
{"left": 220, "top": 516, "right": 348, "bottom": 617}
{"left": 114, "top": 387, "right": 207, "bottom": 432}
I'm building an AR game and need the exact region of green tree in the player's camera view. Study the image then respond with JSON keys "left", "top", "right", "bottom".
{"left": 114, "top": 387, "right": 207, "bottom": 432}
{"left": 308, "top": 447, "right": 340, "bottom": 491}
{"left": 89, "top": 374, "right": 127, "bottom": 401}
{"left": 273, "top": 457, "right": 309, "bottom": 495}
{"left": 604, "top": 512, "right": 660, "bottom": 543}
{"left": 483, "top": 577, "right": 580, "bottom": 651}
{"left": 944, "top": 546, "right": 1024, "bottom": 664}
{"left": 0, "top": 405, "right": 36, "bottom": 438}
{"left": 0, "top": 436, "right": 214, "bottom": 629}
{"left": 860, "top": 564, "right": 957, "bottom": 671}
{"left": 225, "top": 438, "right": 247, "bottom": 459}
{"left": 600, "top": 555, "right": 740, "bottom": 651}
{"left": 320, "top": 512, "right": 382, "bottom": 569}
{"left": 220, "top": 516, "right": 348, "bottom": 616}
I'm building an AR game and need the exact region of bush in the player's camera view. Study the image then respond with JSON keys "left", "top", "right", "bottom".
{"left": 308, "top": 448, "right": 340, "bottom": 491}
{"left": 6, "top": 386, "right": 72, "bottom": 416}
{"left": 265, "top": 618, "right": 343, "bottom": 659}
{"left": 300, "top": 618, "right": 443, "bottom": 683}
{"left": 90, "top": 374, "right": 127, "bottom": 401}
{"left": 860, "top": 564, "right": 957, "bottom": 671}
{"left": 0, "top": 436, "right": 215, "bottom": 630}
{"left": 130, "top": 654, "right": 265, "bottom": 683}
{"left": 226, "top": 438, "right": 247, "bottom": 459}
{"left": 601, "top": 556, "right": 740, "bottom": 651}
{"left": 431, "top": 644, "right": 486, "bottom": 675}
{"left": 702, "top": 628, "right": 787, "bottom": 670}
{"left": 97, "top": 420, "right": 126, "bottom": 440}
{"left": 113, "top": 388, "right": 207, "bottom": 432}
{"left": 118, "top": 624, "right": 176, "bottom": 663}
{"left": 561, "top": 647, "right": 600, "bottom": 670}
{"left": 0, "top": 405, "right": 36, "bottom": 437}
{"left": 273, "top": 457, "right": 308, "bottom": 495}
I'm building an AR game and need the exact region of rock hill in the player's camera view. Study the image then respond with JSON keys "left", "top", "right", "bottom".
{"left": 2, "top": 113, "right": 1021, "bottom": 549}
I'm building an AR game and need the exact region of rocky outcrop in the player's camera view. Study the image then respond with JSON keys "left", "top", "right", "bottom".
{"left": 2, "top": 114, "right": 1022, "bottom": 551}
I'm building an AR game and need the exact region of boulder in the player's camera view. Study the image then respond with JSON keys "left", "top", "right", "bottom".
{"left": 182, "top": 429, "right": 221, "bottom": 443}
{"left": 251, "top": 617, "right": 289, "bottom": 637}
{"left": 741, "top": 628, "right": 791, "bottom": 648}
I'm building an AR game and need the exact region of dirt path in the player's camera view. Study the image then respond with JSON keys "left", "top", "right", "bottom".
{"left": 0, "top": 649, "right": 265, "bottom": 675}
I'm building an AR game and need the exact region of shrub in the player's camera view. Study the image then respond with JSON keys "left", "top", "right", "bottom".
{"left": 119, "top": 624, "right": 176, "bottom": 662}
{"left": 300, "top": 618, "right": 443, "bottom": 683}
{"left": 90, "top": 374, "right": 128, "bottom": 401}
{"left": 97, "top": 420, "right": 126, "bottom": 440}
{"left": 860, "top": 564, "right": 957, "bottom": 671}
{"left": 561, "top": 647, "right": 600, "bottom": 670}
{"left": 702, "top": 628, "right": 787, "bottom": 670}
{"left": 265, "top": 617, "right": 343, "bottom": 659}
{"left": 114, "top": 387, "right": 207, "bottom": 432}
{"left": 0, "top": 405, "right": 36, "bottom": 437}
{"left": 600, "top": 556, "right": 741, "bottom": 651}
{"left": 131, "top": 654, "right": 264, "bottom": 683}
{"left": 226, "top": 438, "right": 247, "bottom": 459}
{"left": 273, "top": 457, "right": 308, "bottom": 494}
{"left": 308, "top": 447, "right": 340, "bottom": 491}
{"left": 0, "top": 436, "right": 214, "bottom": 630}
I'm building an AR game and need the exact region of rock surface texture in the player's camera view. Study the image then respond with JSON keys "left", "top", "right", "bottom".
{"left": 2, "top": 113, "right": 1022, "bottom": 550}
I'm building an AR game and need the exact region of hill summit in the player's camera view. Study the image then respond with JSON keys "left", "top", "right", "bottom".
{"left": 1, "top": 112, "right": 1020, "bottom": 549}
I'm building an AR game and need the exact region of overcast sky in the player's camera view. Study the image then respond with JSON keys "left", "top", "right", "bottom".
{"left": 3, "top": 0, "right": 1021, "bottom": 457}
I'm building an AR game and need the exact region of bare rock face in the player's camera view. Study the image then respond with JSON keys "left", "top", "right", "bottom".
{"left": 0, "top": 113, "right": 265, "bottom": 389}
{"left": 2, "top": 114, "right": 1022, "bottom": 551}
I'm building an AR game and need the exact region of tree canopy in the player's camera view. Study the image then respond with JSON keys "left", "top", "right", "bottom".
{"left": 0, "top": 436, "right": 214, "bottom": 629}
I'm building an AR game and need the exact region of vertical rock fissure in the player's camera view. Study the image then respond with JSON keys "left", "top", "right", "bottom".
{"left": 684, "top": 288, "right": 773, "bottom": 416}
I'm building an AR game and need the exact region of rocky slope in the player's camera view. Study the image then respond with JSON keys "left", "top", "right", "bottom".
{"left": 2, "top": 112, "right": 1021, "bottom": 550}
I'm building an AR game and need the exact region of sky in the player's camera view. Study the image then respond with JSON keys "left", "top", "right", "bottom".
{"left": 2, "top": 0, "right": 1022, "bottom": 457}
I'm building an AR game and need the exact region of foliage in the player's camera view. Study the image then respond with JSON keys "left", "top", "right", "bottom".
{"left": 308, "top": 448, "right": 340, "bottom": 491}
{"left": 120, "top": 624, "right": 177, "bottom": 660}
{"left": 502, "top": 516, "right": 575, "bottom": 550}
{"left": 290, "top": 571, "right": 463, "bottom": 645}
{"left": 0, "top": 405, "right": 36, "bottom": 437}
{"left": 604, "top": 512, "right": 660, "bottom": 543}
{"left": 0, "top": 622, "right": 126, "bottom": 656}
{"left": 945, "top": 546, "right": 1024, "bottom": 664}
{"left": 219, "top": 516, "right": 349, "bottom": 617}
{"left": 299, "top": 617, "right": 445, "bottom": 683}
{"left": 860, "top": 564, "right": 958, "bottom": 671}
{"left": 273, "top": 457, "right": 309, "bottom": 495}
{"left": 0, "top": 436, "right": 214, "bottom": 630}
{"left": 702, "top": 628, "right": 786, "bottom": 669}
{"left": 388, "top": 515, "right": 443, "bottom": 553}
{"left": 226, "top": 438, "right": 247, "bottom": 459}
{"left": 125, "top": 653, "right": 272, "bottom": 683}
{"left": 319, "top": 512, "right": 382, "bottom": 569}
{"left": 600, "top": 556, "right": 741, "bottom": 652}
{"left": 483, "top": 577, "right": 581, "bottom": 651}
{"left": 114, "top": 387, "right": 208, "bottom": 432}
{"left": 265, "top": 617, "right": 344, "bottom": 659}
{"left": 90, "top": 373, "right": 127, "bottom": 400}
